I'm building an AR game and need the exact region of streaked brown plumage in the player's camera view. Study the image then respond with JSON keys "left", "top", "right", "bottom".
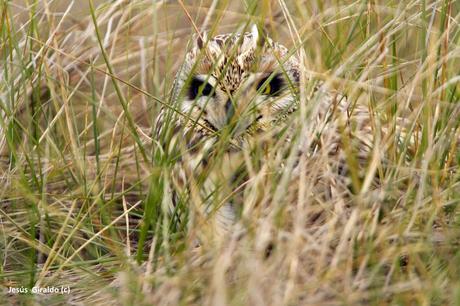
{"left": 157, "top": 25, "right": 382, "bottom": 238}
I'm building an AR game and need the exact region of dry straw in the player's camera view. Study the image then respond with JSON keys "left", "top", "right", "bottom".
{"left": 0, "top": 1, "right": 459, "bottom": 305}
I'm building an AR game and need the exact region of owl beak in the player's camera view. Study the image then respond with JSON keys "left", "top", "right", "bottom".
{"left": 221, "top": 83, "right": 262, "bottom": 137}
{"left": 225, "top": 99, "right": 235, "bottom": 124}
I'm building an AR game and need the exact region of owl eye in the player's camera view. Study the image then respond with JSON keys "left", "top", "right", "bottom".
{"left": 188, "top": 77, "right": 214, "bottom": 99}
{"left": 262, "top": 83, "right": 272, "bottom": 95}
{"left": 257, "top": 74, "right": 284, "bottom": 96}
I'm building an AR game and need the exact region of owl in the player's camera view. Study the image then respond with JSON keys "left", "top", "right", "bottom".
{"left": 157, "top": 25, "right": 373, "bottom": 239}
{"left": 170, "top": 25, "right": 300, "bottom": 138}
{"left": 154, "top": 25, "right": 302, "bottom": 235}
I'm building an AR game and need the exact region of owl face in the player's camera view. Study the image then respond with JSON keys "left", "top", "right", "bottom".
{"left": 172, "top": 25, "right": 300, "bottom": 140}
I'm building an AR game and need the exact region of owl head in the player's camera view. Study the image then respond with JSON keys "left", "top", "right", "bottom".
{"left": 171, "top": 25, "right": 300, "bottom": 140}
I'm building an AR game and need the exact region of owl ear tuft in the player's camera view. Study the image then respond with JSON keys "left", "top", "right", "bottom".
{"left": 251, "top": 24, "right": 266, "bottom": 48}
{"left": 193, "top": 31, "right": 208, "bottom": 50}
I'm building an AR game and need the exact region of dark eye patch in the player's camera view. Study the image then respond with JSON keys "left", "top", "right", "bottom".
{"left": 188, "top": 77, "right": 214, "bottom": 99}
{"left": 256, "top": 73, "right": 284, "bottom": 96}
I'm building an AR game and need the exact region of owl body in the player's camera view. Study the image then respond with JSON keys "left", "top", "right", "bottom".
{"left": 158, "top": 26, "right": 374, "bottom": 238}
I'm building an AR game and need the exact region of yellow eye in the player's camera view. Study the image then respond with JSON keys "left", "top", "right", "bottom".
{"left": 257, "top": 74, "right": 283, "bottom": 96}
{"left": 263, "top": 83, "right": 271, "bottom": 95}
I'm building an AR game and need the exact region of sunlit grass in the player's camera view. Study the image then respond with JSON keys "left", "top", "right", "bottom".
{"left": 1, "top": 0, "right": 459, "bottom": 305}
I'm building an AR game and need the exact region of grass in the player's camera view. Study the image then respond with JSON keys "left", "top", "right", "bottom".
{"left": 1, "top": 0, "right": 460, "bottom": 305}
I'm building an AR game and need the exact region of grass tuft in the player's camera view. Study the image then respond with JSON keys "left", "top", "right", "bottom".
{"left": 0, "top": 0, "right": 459, "bottom": 305}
